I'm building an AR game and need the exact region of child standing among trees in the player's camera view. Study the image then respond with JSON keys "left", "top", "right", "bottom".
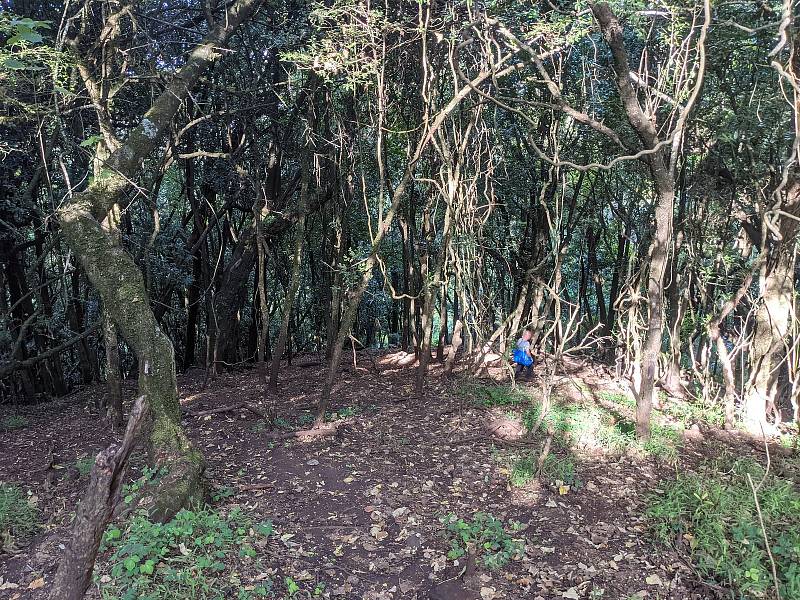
{"left": 512, "top": 328, "right": 535, "bottom": 379}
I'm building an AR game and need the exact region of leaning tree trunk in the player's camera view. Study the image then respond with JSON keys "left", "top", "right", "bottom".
{"left": 59, "top": 207, "right": 206, "bottom": 519}
{"left": 315, "top": 62, "right": 496, "bottom": 422}
{"left": 57, "top": 0, "right": 264, "bottom": 517}
{"left": 317, "top": 164, "right": 417, "bottom": 424}
{"left": 50, "top": 396, "right": 148, "bottom": 600}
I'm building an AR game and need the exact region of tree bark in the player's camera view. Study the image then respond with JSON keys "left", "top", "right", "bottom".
{"left": 269, "top": 177, "right": 308, "bottom": 391}
{"left": 50, "top": 395, "right": 149, "bottom": 600}
{"left": 592, "top": 2, "right": 679, "bottom": 440}
{"left": 103, "top": 308, "right": 123, "bottom": 428}
{"left": 57, "top": 0, "right": 264, "bottom": 515}
{"left": 746, "top": 227, "right": 798, "bottom": 429}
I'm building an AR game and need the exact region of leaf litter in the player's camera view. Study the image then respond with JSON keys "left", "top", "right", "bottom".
{"left": 0, "top": 352, "right": 742, "bottom": 598}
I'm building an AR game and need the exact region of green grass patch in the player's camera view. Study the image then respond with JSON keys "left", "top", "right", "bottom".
{"left": 442, "top": 512, "right": 524, "bottom": 570}
{"left": 523, "top": 401, "right": 680, "bottom": 460}
{"left": 597, "top": 390, "right": 636, "bottom": 409}
{"left": 600, "top": 387, "right": 724, "bottom": 428}
{"left": 661, "top": 398, "right": 725, "bottom": 428}
{"left": 459, "top": 383, "right": 527, "bottom": 408}
{"left": 508, "top": 452, "right": 580, "bottom": 489}
{"left": 647, "top": 457, "right": 800, "bottom": 599}
{"left": 460, "top": 382, "right": 680, "bottom": 461}
{"left": 0, "top": 483, "right": 40, "bottom": 545}
{"left": 1, "top": 414, "right": 28, "bottom": 430}
{"left": 96, "top": 506, "right": 275, "bottom": 600}
{"left": 76, "top": 455, "right": 97, "bottom": 477}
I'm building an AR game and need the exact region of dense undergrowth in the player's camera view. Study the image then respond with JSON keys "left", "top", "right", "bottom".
{"left": 465, "top": 381, "right": 800, "bottom": 598}
{"left": 96, "top": 506, "right": 276, "bottom": 600}
{"left": 0, "top": 483, "right": 39, "bottom": 550}
{"left": 648, "top": 456, "right": 800, "bottom": 599}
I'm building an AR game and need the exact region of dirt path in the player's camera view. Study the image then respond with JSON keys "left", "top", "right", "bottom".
{"left": 1, "top": 352, "right": 734, "bottom": 599}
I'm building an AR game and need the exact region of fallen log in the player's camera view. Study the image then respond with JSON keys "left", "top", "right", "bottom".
{"left": 50, "top": 395, "right": 149, "bottom": 600}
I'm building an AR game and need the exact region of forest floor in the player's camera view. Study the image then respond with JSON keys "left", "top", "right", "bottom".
{"left": 0, "top": 351, "right": 788, "bottom": 600}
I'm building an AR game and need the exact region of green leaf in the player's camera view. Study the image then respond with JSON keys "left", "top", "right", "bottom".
{"left": 123, "top": 555, "right": 139, "bottom": 572}
{"left": 1, "top": 57, "right": 27, "bottom": 70}
{"left": 80, "top": 134, "right": 103, "bottom": 148}
{"left": 17, "top": 29, "right": 43, "bottom": 44}
{"left": 139, "top": 559, "right": 155, "bottom": 575}
{"left": 285, "top": 577, "right": 300, "bottom": 595}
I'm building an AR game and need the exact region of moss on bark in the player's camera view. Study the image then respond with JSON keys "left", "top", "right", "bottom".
{"left": 59, "top": 198, "right": 206, "bottom": 520}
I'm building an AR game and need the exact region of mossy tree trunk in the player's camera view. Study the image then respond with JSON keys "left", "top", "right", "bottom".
{"left": 57, "top": 0, "right": 264, "bottom": 519}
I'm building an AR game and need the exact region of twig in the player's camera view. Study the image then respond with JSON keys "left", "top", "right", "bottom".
{"left": 746, "top": 427, "right": 781, "bottom": 599}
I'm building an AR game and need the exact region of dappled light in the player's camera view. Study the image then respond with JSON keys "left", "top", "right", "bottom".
{"left": 3, "top": 0, "right": 800, "bottom": 598}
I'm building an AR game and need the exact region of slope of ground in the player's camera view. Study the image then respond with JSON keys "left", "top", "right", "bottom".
{"left": 0, "top": 351, "right": 788, "bottom": 599}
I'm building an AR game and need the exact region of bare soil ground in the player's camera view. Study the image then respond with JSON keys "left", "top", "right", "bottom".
{"left": 0, "top": 351, "right": 779, "bottom": 599}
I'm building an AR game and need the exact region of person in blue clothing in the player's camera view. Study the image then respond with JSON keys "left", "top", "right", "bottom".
{"left": 512, "top": 328, "right": 535, "bottom": 379}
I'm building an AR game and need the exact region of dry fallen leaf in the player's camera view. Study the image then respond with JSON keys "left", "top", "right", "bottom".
{"left": 480, "top": 586, "right": 497, "bottom": 599}
{"left": 646, "top": 574, "right": 663, "bottom": 586}
{"left": 28, "top": 578, "right": 45, "bottom": 590}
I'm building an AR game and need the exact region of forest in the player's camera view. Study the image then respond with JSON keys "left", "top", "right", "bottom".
{"left": 1, "top": 0, "right": 800, "bottom": 598}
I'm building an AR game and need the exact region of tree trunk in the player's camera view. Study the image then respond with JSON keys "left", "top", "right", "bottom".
{"left": 436, "top": 283, "right": 448, "bottom": 362}
{"left": 269, "top": 190, "right": 307, "bottom": 390}
{"left": 103, "top": 308, "right": 123, "bottom": 428}
{"left": 183, "top": 157, "right": 202, "bottom": 371}
{"left": 746, "top": 244, "right": 795, "bottom": 429}
{"left": 50, "top": 396, "right": 148, "bottom": 600}
{"left": 414, "top": 202, "right": 456, "bottom": 398}
{"left": 56, "top": 0, "right": 263, "bottom": 515}
{"left": 636, "top": 184, "right": 673, "bottom": 440}
{"left": 102, "top": 203, "right": 123, "bottom": 427}
{"left": 592, "top": 2, "right": 681, "bottom": 440}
